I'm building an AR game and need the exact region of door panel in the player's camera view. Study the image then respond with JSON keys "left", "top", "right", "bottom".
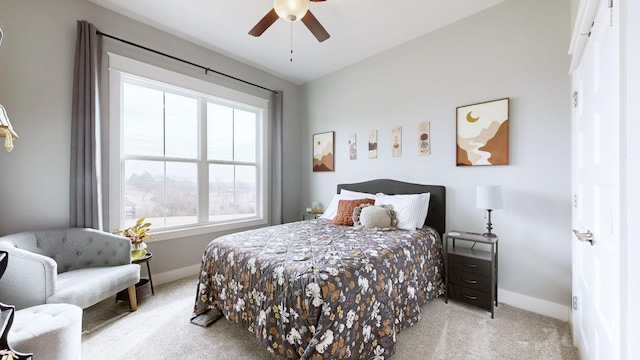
{"left": 572, "top": 1, "right": 620, "bottom": 359}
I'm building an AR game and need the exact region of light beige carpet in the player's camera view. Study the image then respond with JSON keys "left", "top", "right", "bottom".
{"left": 82, "top": 276, "right": 580, "bottom": 359}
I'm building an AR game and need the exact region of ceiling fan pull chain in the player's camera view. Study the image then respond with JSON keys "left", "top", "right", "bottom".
{"left": 290, "top": 22, "right": 294, "bottom": 62}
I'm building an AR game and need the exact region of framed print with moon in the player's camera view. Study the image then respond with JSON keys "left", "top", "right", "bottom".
{"left": 456, "top": 98, "right": 509, "bottom": 166}
{"left": 313, "top": 131, "right": 334, "bottom": 172}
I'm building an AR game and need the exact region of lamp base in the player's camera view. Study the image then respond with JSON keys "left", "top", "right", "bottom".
{"left": 482, "top": 209, "right": 496, "bottom": 238}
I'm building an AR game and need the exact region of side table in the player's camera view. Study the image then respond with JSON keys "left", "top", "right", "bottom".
{"left": 132, "top": 252, "right": 155, "bottom": 295}
{"left": 116, "top": 252, "right": 155, "bottom": 303}
{"left": 444, "top": 231, "right": 498, "bottom": 318}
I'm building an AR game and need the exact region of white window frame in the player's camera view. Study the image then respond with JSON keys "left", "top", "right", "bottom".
{"left": 107, "top": 53, "right": 270, "bottom": 241}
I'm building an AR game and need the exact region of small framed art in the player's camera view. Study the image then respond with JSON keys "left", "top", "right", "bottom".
{"left": 392, "top": 126, "right": 402, "bottom": 157}
{"left": 348, "top": 133, "right": 357, "bottom": 160}
{"left": 368, "top": 130, "right": 378, "bottom": 159}
{"left": 456, "top": 98, "right": 509, "bottom": 166}
{"left": 313, "top": 131, "right": 334, "bottom": 172}
{"left": 418, "top": 121, "right": 431, "bottom": 155}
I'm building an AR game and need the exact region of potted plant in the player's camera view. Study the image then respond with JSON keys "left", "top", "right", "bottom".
{"left": 113, "top": 217, "right": 154, "bottom": 259}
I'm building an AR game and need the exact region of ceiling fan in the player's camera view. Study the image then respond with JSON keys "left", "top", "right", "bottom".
{"left": 249, "top": 0, "right": 330, "bottom": 42}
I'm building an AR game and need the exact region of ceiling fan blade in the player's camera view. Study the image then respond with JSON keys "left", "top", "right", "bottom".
{"left": 309, "top": 0, "right": 326, "bottom": 2}
{"left": 301, "top": 10, "right": 330, "bottom": 42}
{"left": 249, "top": 8, "right": 279, "bottom": 37}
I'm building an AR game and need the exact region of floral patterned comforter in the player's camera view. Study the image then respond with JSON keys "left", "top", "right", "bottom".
{"left": 192, "top": 219, "right": 445, "bottom": 359}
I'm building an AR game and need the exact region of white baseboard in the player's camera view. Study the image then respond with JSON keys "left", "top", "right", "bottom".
{"left": 152, "top": 263, "right": 201, "bottom": 286}
{"left": 499, "top": 288, "right": 571, "bottom": 321}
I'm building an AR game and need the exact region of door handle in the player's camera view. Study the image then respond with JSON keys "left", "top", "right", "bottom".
{"left": 573, "top": 229, "right": 595, "bottom": 246}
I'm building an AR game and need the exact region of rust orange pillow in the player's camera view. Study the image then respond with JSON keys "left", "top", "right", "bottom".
{"left": 330, "top": 198, "right": 375, "bottom": 226}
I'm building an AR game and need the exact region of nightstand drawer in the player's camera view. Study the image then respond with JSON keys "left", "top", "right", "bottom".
{"left": 448, "top": 283, "right": 491, "bottom": 311}
{"left": 303, "top": 213, "right": 323, "bottom": 220}
{"left": 448, "top": 253, "right": 491, "bottom": 276}
{"left": 448, "top": 268, "right": 491, "bottom": 293}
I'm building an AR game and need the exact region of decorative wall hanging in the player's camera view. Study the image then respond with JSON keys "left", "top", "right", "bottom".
{"left": 391, "top": 126, "right": 402, "bottom": 157}
{"left": 456, "top": 98, "right": 509, "bottom": 166}
{"left": 368, "top": 130, "right": 378, "bottom": 159}
{"left": 349, "top": 133, "right": 357, "bottom": 160}
{"left": 418, "top": 121, "right": 430, "bottom": 156}
{"left": 313, "top": 131, "right": 334, "bottom": 171}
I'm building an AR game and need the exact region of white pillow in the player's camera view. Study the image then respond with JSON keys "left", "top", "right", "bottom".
{"left": 374, "top": 192, "right": 431, "bottom": 230}
{"left": 320, "top": 189, "right": 376, "bottom": 220}
{"left": 339, "top": 189, "right": 375, "bottom": 199}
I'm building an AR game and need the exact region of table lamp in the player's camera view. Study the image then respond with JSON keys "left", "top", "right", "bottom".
{"left": 476, "top": 185, "right": 503, "bottom": 237}
{"left": 0, "top": 104, "right": 18, "bottom": 152}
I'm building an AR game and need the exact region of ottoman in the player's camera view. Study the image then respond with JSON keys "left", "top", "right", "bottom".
{"left": 8, "top": 303, "right": 82, "bottom": 360}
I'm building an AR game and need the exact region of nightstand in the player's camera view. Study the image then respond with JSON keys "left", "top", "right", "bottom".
{"left": 302, "top": 212, "right": 322, "bottom": 220}
{"left": 444, "top": 230, "right": 498, "bottom": 318}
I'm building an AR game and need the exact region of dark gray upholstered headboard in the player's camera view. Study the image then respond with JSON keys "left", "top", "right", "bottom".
{"left": 337, "top": 179, "right": 446, "bottom": 236}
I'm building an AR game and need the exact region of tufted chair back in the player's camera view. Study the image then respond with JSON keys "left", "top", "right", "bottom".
{"left": 0, "top": 228, "right": 131, "bottom": 274}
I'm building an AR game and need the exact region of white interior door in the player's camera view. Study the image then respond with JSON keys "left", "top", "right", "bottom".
{"left": 572, "top": 1, "right": 620, "bottom": 359}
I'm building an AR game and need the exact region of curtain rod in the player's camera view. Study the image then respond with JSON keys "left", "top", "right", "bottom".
{"left": 96, "top": 30, "right": 279, "bottom": 95}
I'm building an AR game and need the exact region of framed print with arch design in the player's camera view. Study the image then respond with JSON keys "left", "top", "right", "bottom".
{"left": 456, "top": 98, "right": 509, "bottom": 166}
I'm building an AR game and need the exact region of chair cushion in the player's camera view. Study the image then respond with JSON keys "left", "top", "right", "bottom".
{"left": 47, "top": 264, "right": 140, "bottom": 309}
{"left": 9, "top": 303, "right": 82, "bottom": 360}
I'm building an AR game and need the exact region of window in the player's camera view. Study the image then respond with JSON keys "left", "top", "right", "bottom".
{"left": 108, "top": 54, "right": 269, "bottom": 239}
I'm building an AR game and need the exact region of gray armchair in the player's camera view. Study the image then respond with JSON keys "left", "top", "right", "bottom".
{"left": 0, "top": 228, "right": 140, "bottom": 311}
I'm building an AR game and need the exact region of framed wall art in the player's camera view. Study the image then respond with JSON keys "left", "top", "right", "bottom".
{"left": 368, "top": 130, "right": 378, "bottom": 159}
{"left": 418, "top": 121, "right": 430, "bottom": 156}
{"left": 313, "top": 131, "right": 334, "bottom": 172}
{"left": 391, "top": 126, "right": 402, "bottom": 157}
{"left": 349, "top": 133, "right": 357, "bottom": 160}
{"left": 456, "top": 98, "right": 509, "bottom": 166}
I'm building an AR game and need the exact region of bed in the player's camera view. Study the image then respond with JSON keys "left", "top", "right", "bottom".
{"left": 192, "top": 179, "right": 446, "bottom": 359}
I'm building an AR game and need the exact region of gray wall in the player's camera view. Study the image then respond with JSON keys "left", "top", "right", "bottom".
{"left": 0, "top": 0, "right": 303, "bottom": 277}
{"left": 302, "top": 0, "right": 572, "bottom": 313}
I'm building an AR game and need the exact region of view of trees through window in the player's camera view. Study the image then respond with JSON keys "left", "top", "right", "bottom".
{"left": 121, "top": 79, "right": 260, "bottom": 229}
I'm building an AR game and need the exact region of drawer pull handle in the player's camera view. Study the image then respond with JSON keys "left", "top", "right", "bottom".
{"left": 462, "top": 294, "right": 477, "bottom": 301}
{"left": 462, "top": 278, "right": 477, "bottom": 284}
{"left": 461, "top": 262, "right": 477, "bottom": 268}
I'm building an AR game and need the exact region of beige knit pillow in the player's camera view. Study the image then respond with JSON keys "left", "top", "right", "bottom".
{"left": 353, "top": 204, "right": 398, "bottom": 230}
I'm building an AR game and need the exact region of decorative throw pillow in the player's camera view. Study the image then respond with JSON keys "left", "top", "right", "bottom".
{"left": 330, "top": 198, "right": 375, "bottom": 226}
{"left": 320, "top": 191, "right": 376, "bottom": 220}
{"left": 353, "top": 204, "right": 399, "bottom": 230}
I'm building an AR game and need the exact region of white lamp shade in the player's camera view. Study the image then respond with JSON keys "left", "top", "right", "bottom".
{"left": 274, "top": 0, "right": 309, "bottom": 22}
{"left": 476, "top": 186, "right": 503, "bottom": 210}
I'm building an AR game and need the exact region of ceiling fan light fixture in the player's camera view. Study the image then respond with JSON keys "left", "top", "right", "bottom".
{"left": 273, "top": 0, "right": 309, "bottom": 22}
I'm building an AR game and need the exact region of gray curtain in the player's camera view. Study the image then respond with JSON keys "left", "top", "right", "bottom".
{"left": 271, "top": 91, "right": 283, "bottom": 225}
{"left": 70, "top": 20, "right": 103, "bottom": 230}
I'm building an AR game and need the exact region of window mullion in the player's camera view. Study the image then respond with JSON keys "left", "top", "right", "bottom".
{"left": 232, "top": 109, "right": 236, "bottom": 218}
{"left": 162, "top": 92, "right": 168, "bottom": 226}
{"left": 198, "top": 98, "right": 208, "bottom": 223}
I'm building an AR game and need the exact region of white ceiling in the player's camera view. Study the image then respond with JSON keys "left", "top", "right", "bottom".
{"left": 89, "top": 0, "right": 504, "bottom": 85}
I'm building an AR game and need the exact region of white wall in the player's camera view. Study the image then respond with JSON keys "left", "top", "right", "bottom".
{"left": 302, "top": 0, "right": 572, "bottom": 318}
{"left": 0, "top": 0, "right": 303, "bottom": 277}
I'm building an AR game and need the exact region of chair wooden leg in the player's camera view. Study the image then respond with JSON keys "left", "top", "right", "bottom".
{"left": 127, "top": 285, "right": 138, "bottom": 312}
